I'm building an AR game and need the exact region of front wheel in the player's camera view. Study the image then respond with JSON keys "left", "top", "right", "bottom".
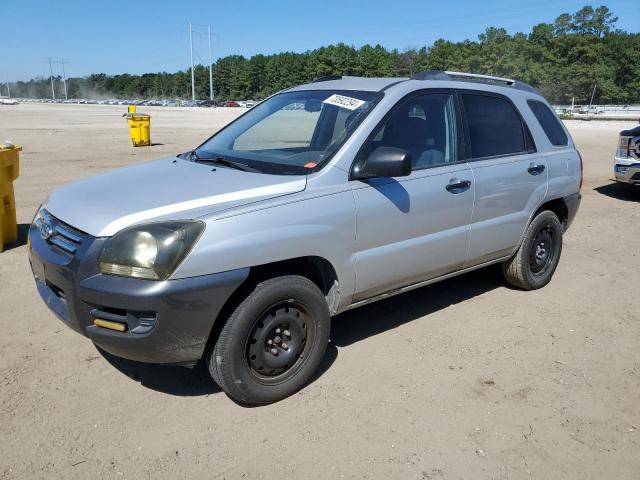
{"left": 207, "top": 275, "right": 330, "bottom": 405}
{"left": 502, "top": 210, "right": 563, "bottom": 290}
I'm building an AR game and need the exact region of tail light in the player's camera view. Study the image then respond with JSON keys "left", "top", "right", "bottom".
{"left": 616, "top": 136, "right": 631, "bottom": 159}
{"left": 577, "top": 150, "right": 583, "bottom": 190}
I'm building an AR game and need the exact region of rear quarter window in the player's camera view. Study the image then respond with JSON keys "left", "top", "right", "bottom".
{"left": 527, "top": 100, "right": 568, "bottom": 147}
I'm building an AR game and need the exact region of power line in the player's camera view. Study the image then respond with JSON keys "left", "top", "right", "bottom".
{"left": 189, "top": 22, "right": 195, "bottom": 101}
{"left": 187, "top": 22, "right": 215, "bottom": 101}
{"left": 208, "top": 24, "right": 213, "bottom": 101}
{"left": 45, "top": 58, "right": 69, "bottom": 100}
{"left": 61, "top": 58, "right": 68, "bottom": 100}
{"left": 48, "top": 58, "right": 55, "bottom": 100}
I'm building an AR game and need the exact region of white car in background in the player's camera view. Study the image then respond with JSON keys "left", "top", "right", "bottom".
{"left": 0, "top": 98, "right": 18, "bottom": 105}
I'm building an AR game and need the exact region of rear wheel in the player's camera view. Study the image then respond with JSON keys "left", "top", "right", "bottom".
{"left": 502, "top": 210, "right": 563, "bottom": 290}
{"left": 207, "top": 275, "right": 330, "bottom": 405}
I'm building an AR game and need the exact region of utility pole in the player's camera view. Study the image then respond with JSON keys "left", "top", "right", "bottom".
{"left": 48, "top": 58, "right": 56, "bottom": 100}
{"left": 587, "top": 84, "right": 597, "bottom": 120}
{"left": 6, "top": 81, "right": 10, "bottom": 98}
{"left": 61, "top": 57, "right": 68, "bottom": 100}
{"left": 189, "top": 22, "right": 195, "bottom": 101}
{"left": 208, "top": 24, "right": 213, "bottom": 101}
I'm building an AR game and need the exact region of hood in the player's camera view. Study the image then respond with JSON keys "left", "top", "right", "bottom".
{"left": 45, "top": 157, "right": 306, "bottom": 236}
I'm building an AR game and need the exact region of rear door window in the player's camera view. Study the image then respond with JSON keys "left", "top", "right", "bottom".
{"left": 527, "top": 100, "right": 568, "bottom": 146}
{"left": 461, "top": 94, "right": 530, "bottom": 159}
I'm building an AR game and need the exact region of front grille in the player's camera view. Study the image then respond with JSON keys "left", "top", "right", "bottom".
{"left": 46, "top": 214, "right": 87, "bottom": 255}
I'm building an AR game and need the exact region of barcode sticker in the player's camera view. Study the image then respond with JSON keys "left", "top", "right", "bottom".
{"left": 322, "top": 94, "right": 366, "bottom": 111}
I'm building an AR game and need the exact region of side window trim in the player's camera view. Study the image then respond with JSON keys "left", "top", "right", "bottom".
{"left": 349, "top": 88, "right": 466, "bottom": 180}
{"left": 457, "top": 89, "right": 537, "bottom": 162}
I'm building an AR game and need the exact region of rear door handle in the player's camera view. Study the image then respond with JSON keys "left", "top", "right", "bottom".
{"left": 527, "top": 163, "right": 545, "bottom": 175}
{"left": 445, "top": 179, "right": 471, "bottom": 193}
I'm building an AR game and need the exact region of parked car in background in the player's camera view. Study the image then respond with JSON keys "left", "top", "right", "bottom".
{"left": 0, "top": 98, "right": 19, "bottom": 105}
{"left": 224, "top": 100, "right": 240, "bottom": 107}
{"left": 575, "top": 105, "right": 604, "bottom": 115}
{"left": 614, "top": 122, "right": 640, "bottom": 186}
{"left": 28, "top": 71, "right": 582, "bottom": 405}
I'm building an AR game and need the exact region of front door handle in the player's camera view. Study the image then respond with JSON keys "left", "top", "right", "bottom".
{"left": 446, "top": 179, "right": 471, "bottom": 194}
{"left": 527, "top": 163, "right": 546, "bottom": 175}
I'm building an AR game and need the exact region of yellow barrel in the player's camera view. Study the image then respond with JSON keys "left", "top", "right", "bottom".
{"left": 0, "top": 143, "right": 20, "bottom": 252}
{"left": 124, "top": 106, "right": 151, "bottom": 147}
{"left": 127, "top": 114, "right": 151, "bottom": 147}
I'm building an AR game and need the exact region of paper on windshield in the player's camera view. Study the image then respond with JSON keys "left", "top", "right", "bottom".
{"left": 322, "top": 94, "right": 366, "bottom": 111}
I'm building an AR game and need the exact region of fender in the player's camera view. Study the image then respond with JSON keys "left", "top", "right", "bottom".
{"left": 173, "top": 189, "right": 357, "bottom": 312}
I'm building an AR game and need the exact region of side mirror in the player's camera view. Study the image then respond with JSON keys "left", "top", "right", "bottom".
{"left": 352, "top": 147, "right": 412, "bottom": 180}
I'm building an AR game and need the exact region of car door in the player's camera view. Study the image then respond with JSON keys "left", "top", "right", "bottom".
{"left": 460, "top": 91, "right": 549, "bottom": 266}
{"left": 351, "top": 91, "right": 474, "bottom": 302}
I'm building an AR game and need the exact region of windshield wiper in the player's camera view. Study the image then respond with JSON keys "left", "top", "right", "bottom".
{"left": 190, "top": 150, "right": 261, "bottom": 173}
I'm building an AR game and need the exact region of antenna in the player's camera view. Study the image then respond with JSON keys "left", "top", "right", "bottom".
{"left": 189, "top": 22, "right": 196, "bottom": 101}
{"left": 208, "top": 24, "right": 213, "bottom": 101}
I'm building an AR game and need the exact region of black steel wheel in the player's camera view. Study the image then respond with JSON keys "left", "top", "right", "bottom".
{"left": 502, "top": 210, "right": 563, "bottom": 290}
{"left": 528, "top": 225, "right": 556, "bottom": 276}
{"left": 207, "top": 275, "right": 330, "bottom": 405}
{"left": 246, "top": 301, "right": 312, "bottom": 382}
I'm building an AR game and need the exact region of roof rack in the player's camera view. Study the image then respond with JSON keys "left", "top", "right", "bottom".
{"left": 444, "top": 71, "right": 515, "bottom": 85}
{"left": 410, "top": 70, "right": 539, "bottom": 94}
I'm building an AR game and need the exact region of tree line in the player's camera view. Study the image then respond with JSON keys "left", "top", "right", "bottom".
{"left": 8, "top": 5, "right": 640, "bottom": 104}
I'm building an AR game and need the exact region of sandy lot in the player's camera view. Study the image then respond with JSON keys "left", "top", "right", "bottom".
{"left": 0, "top": 104, "right": 638, "bottom": 480}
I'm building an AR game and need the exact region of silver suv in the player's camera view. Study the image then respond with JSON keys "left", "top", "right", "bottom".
{"left": 28, "top": 71, "right": 582, "bottom": 405}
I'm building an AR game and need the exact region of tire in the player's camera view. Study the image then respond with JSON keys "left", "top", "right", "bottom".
{"left": 207, "top": 275, "right": 330, "bottom": 405}
{"left": 502, "top": 210, "right": 563, "bottom": 290}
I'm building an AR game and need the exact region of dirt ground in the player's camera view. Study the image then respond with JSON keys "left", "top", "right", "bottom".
{"left": 0, "top": 104, "right": 638, "bottom": 480}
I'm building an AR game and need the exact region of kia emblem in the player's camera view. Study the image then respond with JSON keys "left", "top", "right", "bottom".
{"left": 38, "top": 216, "right": 54, "bottom": 240}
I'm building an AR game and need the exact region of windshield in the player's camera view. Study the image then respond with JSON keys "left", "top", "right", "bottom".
{"left": 194, "top": 89, "right": 381, "bottom": 175}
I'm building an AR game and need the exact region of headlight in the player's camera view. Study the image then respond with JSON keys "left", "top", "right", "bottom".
{"left": 616, "top": 136, "right": 631, "bottom": 159}
{"left": 99, "top": 221, "right": 205, "bottom": 280}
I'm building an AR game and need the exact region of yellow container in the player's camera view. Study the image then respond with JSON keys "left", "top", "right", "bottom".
{"left": 0, "top": 143, "right": 20, "bottom": 252}
{"left": 125, "top": 107, "right": 151, "bottom": 147}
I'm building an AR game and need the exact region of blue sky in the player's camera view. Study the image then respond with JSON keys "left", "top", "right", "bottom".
{"left": 2, "top": 0, "right": 637, "bottom": 82}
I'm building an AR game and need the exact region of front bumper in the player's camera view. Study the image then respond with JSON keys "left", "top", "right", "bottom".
{"left": 614, "top": 157, "right": 640, "bottom": 185}
{"left": 28, "top": 219, "right": 248, "bottom": 364}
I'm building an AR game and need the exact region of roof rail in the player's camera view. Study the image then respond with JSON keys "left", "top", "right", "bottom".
{"left": 410, "top": 70, "right": 539, "bottom": 94}
{"left": 312, "top": 75, "right": 343, "bottom": 83}
{"left": 444, "top": 71, "right": 515, "bottom": 85}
